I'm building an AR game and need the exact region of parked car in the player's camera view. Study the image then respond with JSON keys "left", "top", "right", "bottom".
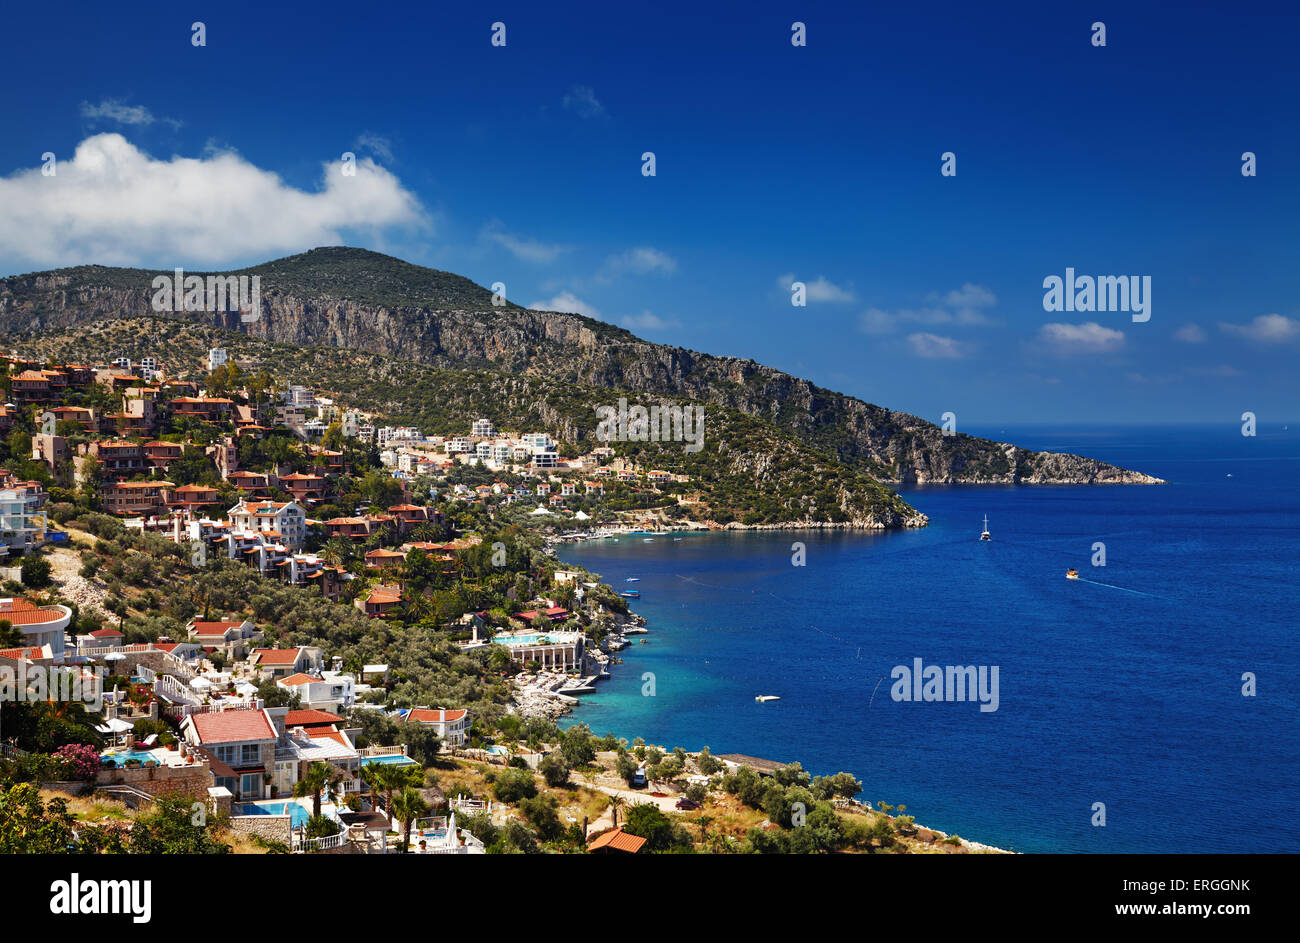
{"left": 675, "top": 797, "right": 701, "bottom": 810}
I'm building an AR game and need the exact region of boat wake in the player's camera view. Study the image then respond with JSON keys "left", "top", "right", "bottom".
{"left": 1071, "top": 576, "right": 1159, "bottom": 598}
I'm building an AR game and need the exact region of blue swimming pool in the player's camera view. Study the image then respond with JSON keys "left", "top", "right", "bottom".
{"left": 237, "top": 800, "right": 312, "bottom": 828}
{"left": 99, "top": 750, "right": 161, "bottom": 768}
{"left": 362, "top": 753, "right": 418, "bottom": 766}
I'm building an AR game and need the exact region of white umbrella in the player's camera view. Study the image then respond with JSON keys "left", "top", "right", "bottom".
{"left": 189, "top": 676, "right": 212, "bottom": 690}
{"left": 95, "top": 718, "right": 133, "bottom": 734}
{"left": 103, "top": 652, "right": 126, "bottom": 662}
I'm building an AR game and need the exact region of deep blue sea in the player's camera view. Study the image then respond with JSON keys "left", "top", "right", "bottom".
{"left": 558, "top": 424, "right": 1299, "bottom": 853}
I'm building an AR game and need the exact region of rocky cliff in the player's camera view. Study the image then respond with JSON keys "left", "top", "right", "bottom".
{"left": 0, "top": 247, "right": 1163, "bottom": 486}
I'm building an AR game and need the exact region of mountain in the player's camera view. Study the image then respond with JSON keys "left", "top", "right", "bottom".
{"left": 0, "top": 247, "right": 1163, "bottom": 503}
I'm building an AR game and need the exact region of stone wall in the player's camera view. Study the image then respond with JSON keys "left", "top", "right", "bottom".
{"left": 229, "top": 814, "right": 292, "bottom": 846}
{"left": 95, "top": 761, "right": 214, "bottom": 800}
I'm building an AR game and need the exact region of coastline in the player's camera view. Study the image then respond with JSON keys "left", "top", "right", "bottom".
{"left": 513, "top": 538, "right": 1016, "bottom": 854}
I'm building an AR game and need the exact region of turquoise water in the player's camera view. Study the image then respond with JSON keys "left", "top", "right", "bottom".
{"left": 558, "top": 424, "right": 1299, "bottom": 853}
{"left": 99, "top": 750, "right": 160, "bottom": 767}
{"left": 362, "top": 753, "right": 418, "bottom": 766}
{"left": 237, "top": 800, "right": 312, "bottom": 828}
{"left": 496, "top": 633, "right": 567, "bottom": 646}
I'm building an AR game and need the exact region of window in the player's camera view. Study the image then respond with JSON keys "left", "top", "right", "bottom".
{"left": 240, "top": 743, "right": 260, "bottom": 765}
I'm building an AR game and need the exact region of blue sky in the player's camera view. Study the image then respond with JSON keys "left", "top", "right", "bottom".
{"left": 0, "top": 0, "right": 1296, "bottom": 424}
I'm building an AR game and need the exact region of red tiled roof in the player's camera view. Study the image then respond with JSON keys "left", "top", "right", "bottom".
{"left": 251, "top": 647, "right": 303, "bottom": 666}
{"left": 0, "top": 599, "right": 68, "bottom": 626}
{"left": 187, "top": 710, "right": 276, "bottom": 744}
{"left": 284, "top": 709, "right": 343, "bottom": 727}
{"left": 406, "top": 708, "right": 468, "bottom": 725}
{"left": 587, "top": 827, "right": 647, "bottom": 854}
{"left": 0, "top": 646, "right": 47, "bottom": 660}
{"left": 278, "top": 672, "right": 323, "bottom": 687}
{"left": 191, "top": 620, "right": 246, "bottom": 634}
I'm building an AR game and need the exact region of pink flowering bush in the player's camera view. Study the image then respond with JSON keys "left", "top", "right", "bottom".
{"left": 54, "top": 743, "right": 100, "bottom": 781}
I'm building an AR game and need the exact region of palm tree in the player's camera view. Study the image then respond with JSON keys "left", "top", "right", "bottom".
{"left": 391, "top": 786, "right": 431, "bottom": 853}
{"left": 319, "top": 538, "right": 348, "bottom": 567}
{"left": 363, "top": 762, "right": 420, "bottom": 821}
{"left": 293, "top": 761, "right": 342, "bottom": 819}
{"left": 609, "top": 794, "right": 625, "bottom": 829}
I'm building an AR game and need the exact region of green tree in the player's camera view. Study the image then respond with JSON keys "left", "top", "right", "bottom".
{"left": 0, "top": 783, "right": 76, "bottom": 853}
{"left": 129, "top": 793, "right": 231, "bottom": 854}
{"left": 293, "top": 761, "right": 343, "bottom": 820}
{"left": 538, "top": 753, "right": 569, "bottom": 787}
{"left": 20, "top": 554, "right": 51, "bottom": 588}
{"left": 391, "top": 786, "right": 430, "bottom": 853}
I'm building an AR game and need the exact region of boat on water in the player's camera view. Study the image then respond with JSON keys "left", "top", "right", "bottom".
{"left": 625, "top": 577, "right": 640, "bottom": 582}
{"left": 980, "top": 514, "right": 991, "bottom": 541}
{"left": 1066, "top": 568, "right": 1080, "bottom": 580}
{"left": 619, "top": 591, "right": 641, "bottom": 598}
{"left": 643, "top": 538, "right": 654, "bottom": 542}
{"left": 755, "top": 695, "right": 780, "bottom": 703}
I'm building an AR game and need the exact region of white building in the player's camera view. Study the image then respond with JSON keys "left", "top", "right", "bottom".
{"left": 0, "top": 597, "right": 72, "bottom": 659}
{"left": 0, "top": 488, "right": 43, "bottom": 556}
{"left": 403, "top": 708, "right": 473, "bottom": 747}
{"left": 208, "top": 348, "right": 228, "bottom": 372}
{"left": 277, "top": 670, "right": 356, "bottom": 712}
{"left": 228, "top": 499, "right": 307, "bottom": 550}
{"left": 471, "top": 419, "right": 495, "bottom": 438}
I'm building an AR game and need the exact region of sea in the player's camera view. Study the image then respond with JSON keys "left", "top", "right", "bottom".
{"left": 556, "top": 423, "right": 1299, "bottom": 853}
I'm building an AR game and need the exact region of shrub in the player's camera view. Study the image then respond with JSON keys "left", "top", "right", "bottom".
{"left": 538, "top": 753, "right": 569, "bottom": 787}
{"left": 492, "top": 767, "right": 537, "bottom": 804}
{"left": 53, "top": 744, "right": 100, "bottom": 781}
{"left": 20, "top": 555, "right": 51, "bottom": 588}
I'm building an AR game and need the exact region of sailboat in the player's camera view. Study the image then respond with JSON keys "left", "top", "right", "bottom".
{"left": 980, "top": 515, "right": 991, "bottom": 541}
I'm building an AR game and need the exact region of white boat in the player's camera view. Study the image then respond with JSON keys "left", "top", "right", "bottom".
{"left": 625, "top": 577, "right": 640, "bottom": 582}
{"left": 755, "top": 695, "right": 781, "bottom": 703}
{"left": 980, "top": 515, "right": 991, "bottom": 541}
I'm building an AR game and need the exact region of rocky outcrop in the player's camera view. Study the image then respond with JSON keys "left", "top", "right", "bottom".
{"left": 0, "top": 248, "right": 1163, "bottom": 487}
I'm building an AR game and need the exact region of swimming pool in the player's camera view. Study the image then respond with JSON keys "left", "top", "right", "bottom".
{"left": 99, "top": 750, "right": 162, "bottom": 767}
{"left": 237, "top": 799, "right": 312, "bottom": 828}
{"left": 362, "top": 753, "right": 418, "bottom": 766}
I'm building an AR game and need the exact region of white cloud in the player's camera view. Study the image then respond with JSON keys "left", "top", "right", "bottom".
{"left": 779, "top": 273, "right": 856, "bottom": 303}
{"left": 80, "top": 99, "right": 182, "bottom": 129}
{"left": 483, "top": 222, "right": 570, "bottom": 264}
{"left": 859, "top": 283, "right": 995, "bottom": 333}
{"left": 1174, "top": 323, "right": 1207, "bottom": 343}
{"left": 528, "top": 291, "right": 600, "bottom": 318}
{"left": 1038, "top": 321, "right": 1126, "bottom": 355}
{"left": 936, "top": 283, "right": 996, "bottom": 309}
{"left": 600, "top": 247, "right": 677, "bottom": 278}
{"left": 562, "top": 85, "right": 606, "bottom": 118}
{"left": 907, "top": 332, "right": 967, "bottom": 359}
{"left": 1218, "top": 313, "right": 1299, "bottom": 344}
{"left": 0, "top": 133, "right": 426, "bottom": 267}
{"left": 354, "top": 132, "right": 394, "bottom": 163}
{"left": 619, "top": 310, "right": 680, "bottom": 331}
